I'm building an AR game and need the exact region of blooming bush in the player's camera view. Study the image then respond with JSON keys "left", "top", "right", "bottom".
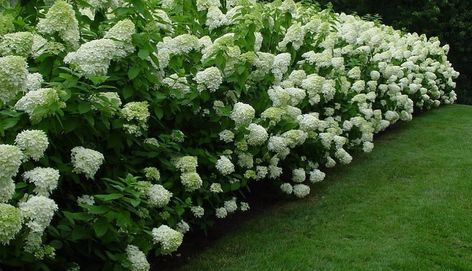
{"left": 0, "top": 0, "right": 458, "bottom": 270}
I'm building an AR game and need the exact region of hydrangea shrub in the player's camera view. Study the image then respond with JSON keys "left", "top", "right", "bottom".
{"left": 0, "top": 0, "right": 458, "bottom": 270}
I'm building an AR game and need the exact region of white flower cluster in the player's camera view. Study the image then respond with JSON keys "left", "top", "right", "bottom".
{"left": 126, "top": 245, "right": 150, "bottom": 271}
{"left": 0, "top": 32, "right": 34, "bottom": 57}
{"left": 215, "top": 155, "right": 235, "bottom": 175}
{"left": 152, "top": 225, "right": 183, "bottom": 254}
{"left": 37, "top": 0, "right": 80, "bottom": 48}
{"left": 175, "top": 156, "right": 202, "bottom": 191}
{"left": 230, "top": 102, "right": 255, "bottom": 126}
{"left": 194, "top": 66, "right": 223, "bottom": 92}
{"left": 14, "top": 88, "right": 65, "bottom": 121}
{"left": 71, "top": 147, "right": 105, "bottom": 179}
{"left": 0, "top": 144, "right": 23, "bottom": 203}
{"left": 0, "top": 203, "right": 23, "bottom": 245}
{"left": 15, "top": 130, "right": 49, "bottom": 161}
{"left": 64, "top": 19, "right": 135, "bottom": 77}
{"left": 147, "top": 184, "right": 173, "bottom": 208}
{"left": 121, "top": 101, "right": 150, "bottom": 136}
{"left": 0, "top": 56, "right": 28, "bottom": 104}
{"left": 23, "top": 167, "right": 60, "bottom": 197}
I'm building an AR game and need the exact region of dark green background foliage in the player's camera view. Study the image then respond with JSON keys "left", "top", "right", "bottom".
{"left": 309, "top": 0, "right": 472, "bottom": 104}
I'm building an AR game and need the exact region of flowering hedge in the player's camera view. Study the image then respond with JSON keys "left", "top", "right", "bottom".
{"left": 0, "top": 0, "right": 458, "bottom": 270}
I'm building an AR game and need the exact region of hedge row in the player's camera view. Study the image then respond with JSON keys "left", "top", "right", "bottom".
{"left": 0, "top": 0, "right": 458, "bottom": 270}
{"left": 313, "top": 0, "right": 472, "bottom": 104}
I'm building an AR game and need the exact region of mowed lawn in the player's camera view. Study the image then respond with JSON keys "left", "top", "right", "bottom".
{"left": 172, "top": 105, "right": 472, "bottom": 271}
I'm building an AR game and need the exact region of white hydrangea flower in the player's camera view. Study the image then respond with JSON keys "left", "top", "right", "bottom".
{"left": 194, "top": 67, "right": 223, "bottom": 92}
{"left": 280, "top": 183, "right": 293, "bottom": 195}
{"left": 0, "top": 32, "right": 34, "bottom": 57}
{"left": 269, "top": 164, "right": 283, "bottom": 179}
{"left": 326, "top": 156, "right": 336, "bottom": 168}
{"left": 103, "top": 19, "right": 136, "bottom": 58}
{"left": 292, "top": 168, "right": 306, "bottom": 183}
{"left": 23, "top": 167, "right": 60, "bottom": 196}
{"left": 0, "top": 203, "right": 23, "bottom": 245}
{"left": 0, "top": 180, "right": 15, "bottom": 203}
{"left": 64, "top": 39, "right": 119, "bottom": 77}
{"left": 272, "top": 53, "right": 291, "bottom": 82}
{"left": 215, "top": 207, "right": 227, "bottom": 218}
{"left": 143, "top": 167, "right": 160, "bottom": 181}
{"left": 190, "top": 206, "right": 204, "bottom": 218}
{"left": 0, "top": 56, "right": 28, "bottom": 104}
{"left": 157, "top": 34, "right": 200, "bottom": 69}
{"left": 37, "top": 0, "right": 80, "bottom": 48}
{"left": 347, "top": 66, "right": 362, "bottom": 80}
{"left": 219, "top": 130, "right": 235, "bottom": 143}
{"left": 293, "top": 184, "right": 310, "bottom": 198}
{"left": 237, "top": 153, "right": 253, "bottom": 169}
{"left": 71, "top": 147, "right": 105, "bottom": 179}
{"left": 240, "top": 202, "right": 250, "bottom": 211}
{"left": 206, "top": 6, "right": 226, "bottom": 30}
{"left": 224, "top": 198, "right": 238, "bottom": 213}
{"left": 0, "top": 144, "right": 23, "bottom": 180}
{"left": 14, "top": 130, "right": 49, "bottom": 161}
{"left": 180, "top": 172, "right": 203, "bottom": 191}
{"left": 126, "top": 245, "right": 150, "bottom": 271}
{"left": 77, "top": 195, "right": 95, "bottom": 206}
{"left": 246, "top": 123, "right": 268, "bottom": 146}
{"left": 175, "top": 156, "right": 198, "bottom": 172}
{"left": 26, "top": 73, "right": 43, "bottom": 92}
{"left": 309, "top": 169, "right": 325, "bottom": 183}
{"left": 230, "top": 102, "right": 255, "bottom": 126}
{"left": 256, "top": 166, "right": 268, "bottom": 180}
{"left": 121, "top": 102, "right": 150, "bottom": 136}
{"left": 363, "top": 142, "right": 374, "bottom": 153}
{"left": 196, "top": 0, "right": 221, "bottom": 11}
{"left": 210, "top": 183, "right": 223, "bottom": 193}
{"left": 268, "top": 136, "right": 289, "bottom": 154}
{"left": 176, "top": 220, "right": 190, "bottom": 234}
{"left": 216, "top": 155, "right": 235, "bottom": 175}
{"left": 335, "top": 148, "right": 352, "bottom": 164}
{"left": 14, "top": 88, "right": 65, "bottom": 121}
{"left": 152, "top": 225, "right": 183, "bottom": 254}
{"left": 147, "top": 184, "right": 172, "bottom": 208}
{"left": 279, "top": 22, "right": 305, "bottom": 50}
{"left": 20, "top": 195, "right": 58, "bottom": 233}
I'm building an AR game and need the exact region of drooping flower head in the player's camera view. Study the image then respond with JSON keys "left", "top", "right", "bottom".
{"left": 15, "top": 130, "right": 49, "bottom": 161}
{"left": 126, "top": 245, "right": 150, "bottom": 271}
{"left": 14, "top": 88, "right": 66, "bottom": 122}
{"left": 0, "top": 144, "right": 23, "bottom": 180}
{"left": 23, "top": 167, "right": 60, "bottom": 196}
{"left": 230, "top": 102, "right": 255, "bottom": 126}
{"left": 0, "top": 56, "right": 28, "bottom": 104}
{"left": 147, "top": 184, "right": 172, "bottom": 208}
{"left": 71, "top": 147, "right": 105, "bottom": 179}
{"left": 0, "top": 203, "right": 23, "bottom": 245}
{"left": 19, "top": 196, "right": 58, "bottom": 233}
{"left": 152, "top": 225, "right": 183, "bottom": 254}
{"left": 0, "top": 32, "right": 34, "bottom": 56}
{"left": 37, "top": 0, "right": 80, "bottom": 48}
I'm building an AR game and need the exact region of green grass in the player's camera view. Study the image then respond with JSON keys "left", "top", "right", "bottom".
{"left": 174, "top": 105, "right": 472, "bottom": 271}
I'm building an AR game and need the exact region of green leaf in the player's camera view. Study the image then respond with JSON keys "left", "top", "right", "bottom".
{"left": 78, "top": 102, "right": 91, "bottom": 114}
{"left": 138, "top": 49, "right": 150, "bottom": 59}
{"left": 128, "top": 66, "right": 140, "bottom": 80}
{"left": 93, "top": 217, "right": 108, "bottom": 237}
{"left": 95, "top": 193, "right": 124, "bottom": 201}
